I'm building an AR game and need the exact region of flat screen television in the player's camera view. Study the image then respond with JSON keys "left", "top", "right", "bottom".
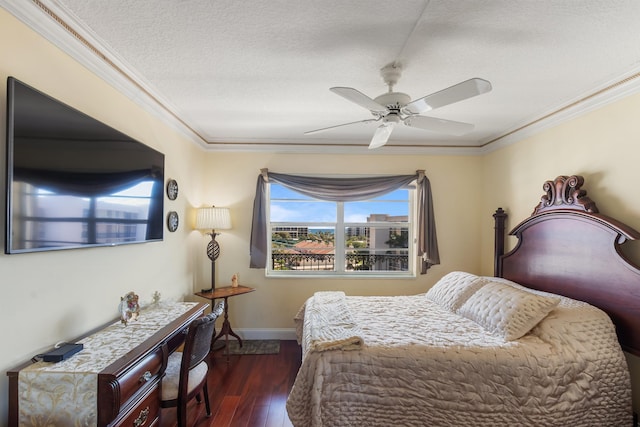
{"left": 5, "top": 77, "right": 165, "bottom": 254}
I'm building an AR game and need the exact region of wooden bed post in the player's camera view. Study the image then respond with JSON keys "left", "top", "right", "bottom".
{"left": 493, "top": 207, "right": 507, "bottom": 277}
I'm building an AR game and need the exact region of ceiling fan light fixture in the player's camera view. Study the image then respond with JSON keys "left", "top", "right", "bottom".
{"left": 383, "top": 114, "right": 401, "bottom": 125}
{"left": 373, "top": 92, "right": 411, "bottom": 111}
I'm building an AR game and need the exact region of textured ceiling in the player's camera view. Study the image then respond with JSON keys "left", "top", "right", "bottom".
{"left": 7, "top": 0, "right": 640, "bottom": 153}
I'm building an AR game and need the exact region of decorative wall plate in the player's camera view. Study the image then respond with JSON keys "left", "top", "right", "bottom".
{"left": 166, "top": 179, "right": 178, "bottom": 200}
{"left": 167, "top": 211, "right": 179, "bottom": 232}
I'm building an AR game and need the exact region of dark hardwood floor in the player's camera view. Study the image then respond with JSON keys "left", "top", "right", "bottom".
{"left": 160, "top": 340, "right": 302, "bottom": 427}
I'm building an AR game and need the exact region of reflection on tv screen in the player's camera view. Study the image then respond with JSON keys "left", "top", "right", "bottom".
{"left": 6, "top": 77, "right": 165, "bottom": 253}
{"left": 11, "top": 180, "right": 158, "bottom": 250}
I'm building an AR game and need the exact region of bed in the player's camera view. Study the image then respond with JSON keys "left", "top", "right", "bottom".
{"left": 286, "top": 175, "right": 639, "bottom": 427}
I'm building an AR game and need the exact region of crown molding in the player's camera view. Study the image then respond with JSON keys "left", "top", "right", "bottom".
{"left": 479, "top": 68, "right": 640, "bottom": 154}
{"left": 198, "top": 140, "right": 486, "bottom": 155}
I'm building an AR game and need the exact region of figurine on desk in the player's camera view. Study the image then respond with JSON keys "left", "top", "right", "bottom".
{"left": 119, "top": 291, "right": 140, "bottom": 326}
{"left": 231, "top": 273, "right": 239, "bottom": 288}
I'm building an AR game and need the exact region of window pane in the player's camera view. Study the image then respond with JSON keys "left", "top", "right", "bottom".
{"left": 270, "top": 201, "right": 336, "bottom": 222}
{"left": 344, "top": 201, "right": 409, "bottom": 222}
{"left": 271, "top": 227, "right": 335, "bottom": 271}
{"left": 344, "top": 189, "right": 409, "bottom": 221}
{"left": 345, "top": 226, "right": 409, "bottom": 272}
{"left": 369, "top": 188, "right": 410, "bottom": 200}
{"left": 270, "top": 183, "right": 313, "bottom": 199}
{"left": 267, "top": 181, "right": 414, "bottom": 277}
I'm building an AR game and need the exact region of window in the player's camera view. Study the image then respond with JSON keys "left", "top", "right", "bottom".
{"left": 267, "top": 183, "right": 414, "bottom": 277}
{"left": 250, "top": 170, "right": 439, "bottom": 274}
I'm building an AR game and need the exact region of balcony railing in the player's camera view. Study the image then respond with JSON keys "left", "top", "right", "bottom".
{"left": 271, "top": 252, "right": 409, "bottom": 271}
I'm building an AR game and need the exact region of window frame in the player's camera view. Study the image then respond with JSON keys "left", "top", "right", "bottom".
{"left": 265, "top": 181, "right": 416, "bottom": 278}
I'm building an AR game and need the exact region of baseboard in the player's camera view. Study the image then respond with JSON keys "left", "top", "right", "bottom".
{"left": 232, "top": 328, "right": 297, "bottom": 341}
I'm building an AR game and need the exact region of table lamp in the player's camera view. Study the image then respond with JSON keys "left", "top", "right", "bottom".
{"left": 195, "top": 206, "right": 232, "bottom": 292}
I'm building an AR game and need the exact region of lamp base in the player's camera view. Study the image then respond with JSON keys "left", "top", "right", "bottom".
{"left": 200, "top": 287, "right": 213, "bottom": 293}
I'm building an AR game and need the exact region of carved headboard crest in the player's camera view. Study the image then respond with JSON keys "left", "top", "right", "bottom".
{"left": 534, "top": 175, "right": 599, "bottom": 214}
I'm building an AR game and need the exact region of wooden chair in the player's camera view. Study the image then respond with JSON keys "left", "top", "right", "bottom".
{"left": 161, "top": 301, "right": 224, "bottom": 426}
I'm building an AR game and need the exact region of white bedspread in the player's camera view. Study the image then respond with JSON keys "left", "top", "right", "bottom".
{"left": 287, "top": 292, "right": 632, "bottom": 427}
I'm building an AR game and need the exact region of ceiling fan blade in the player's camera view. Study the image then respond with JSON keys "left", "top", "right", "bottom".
{"left": 330, "top": 87, "right": 389, "bottom": 115}
{"left": 368, "top": 122, "right": 396, "bottom": 149}
{"left": 304, "top": 118, "right": 380, "bottom": 135}
{"left": 403, "top": 78, "right": 492, "bottom": 115}
{"left": 404, "top": 115, "right": 474, "bottom": 135}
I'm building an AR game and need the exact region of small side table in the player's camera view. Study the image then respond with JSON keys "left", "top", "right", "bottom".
{"left": 195, "top": 285, "right": 256, "bottom": 360}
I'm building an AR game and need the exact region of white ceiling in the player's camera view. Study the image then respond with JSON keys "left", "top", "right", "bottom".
{"left": 5, "top": 0, "right": 640, "bottom": 154}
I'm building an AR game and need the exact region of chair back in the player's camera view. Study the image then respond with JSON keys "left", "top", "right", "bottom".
{"left": 161, "top": 301, "right": 225, "bottom": 426}
{"left": 183, "top": 301, "right": 224, "bottom": 369}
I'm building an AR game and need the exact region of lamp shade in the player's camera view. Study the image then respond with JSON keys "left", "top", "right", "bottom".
{"left": 195, "top": 207, "right": 232, "bottom": 231}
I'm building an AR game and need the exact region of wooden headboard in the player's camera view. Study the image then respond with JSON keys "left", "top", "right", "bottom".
{"left": 494, "top": 175, "right": 640, "bottom": 357}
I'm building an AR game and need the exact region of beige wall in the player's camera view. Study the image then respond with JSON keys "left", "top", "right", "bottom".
{"left": 480, "top": 91, "right": 640, "bottom": 413}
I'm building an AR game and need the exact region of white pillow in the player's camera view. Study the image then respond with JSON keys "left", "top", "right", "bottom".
{"left": 425, "top": 271, "right": 489, "bottom": 312}
{"left": 457, "top": 281, "right": 560, "bottom": 341}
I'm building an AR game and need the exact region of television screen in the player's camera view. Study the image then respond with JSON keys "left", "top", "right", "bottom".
{"left": 5, "top": 77, "right": 165, "bottom": 253}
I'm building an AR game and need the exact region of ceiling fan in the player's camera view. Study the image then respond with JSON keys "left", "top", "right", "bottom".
{"left": 306, "top": 63, "right": 492, "bottom": 149}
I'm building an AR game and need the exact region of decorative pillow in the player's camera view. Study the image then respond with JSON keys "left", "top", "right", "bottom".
{"left": 457, "top": 281, "right": 560, "bottom": 341}
{"left": 425, "top": 271, "right": 489, "bottom": 312}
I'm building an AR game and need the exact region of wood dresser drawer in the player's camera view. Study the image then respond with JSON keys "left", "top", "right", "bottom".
{"left": 118, "top": 347, "right": 164, "bottom": 407}
{"left": 99, "top": 347, "right": 164, "bottom": 425}
{"left": 113, "top": 385, "right": 160, "bottom": 427}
